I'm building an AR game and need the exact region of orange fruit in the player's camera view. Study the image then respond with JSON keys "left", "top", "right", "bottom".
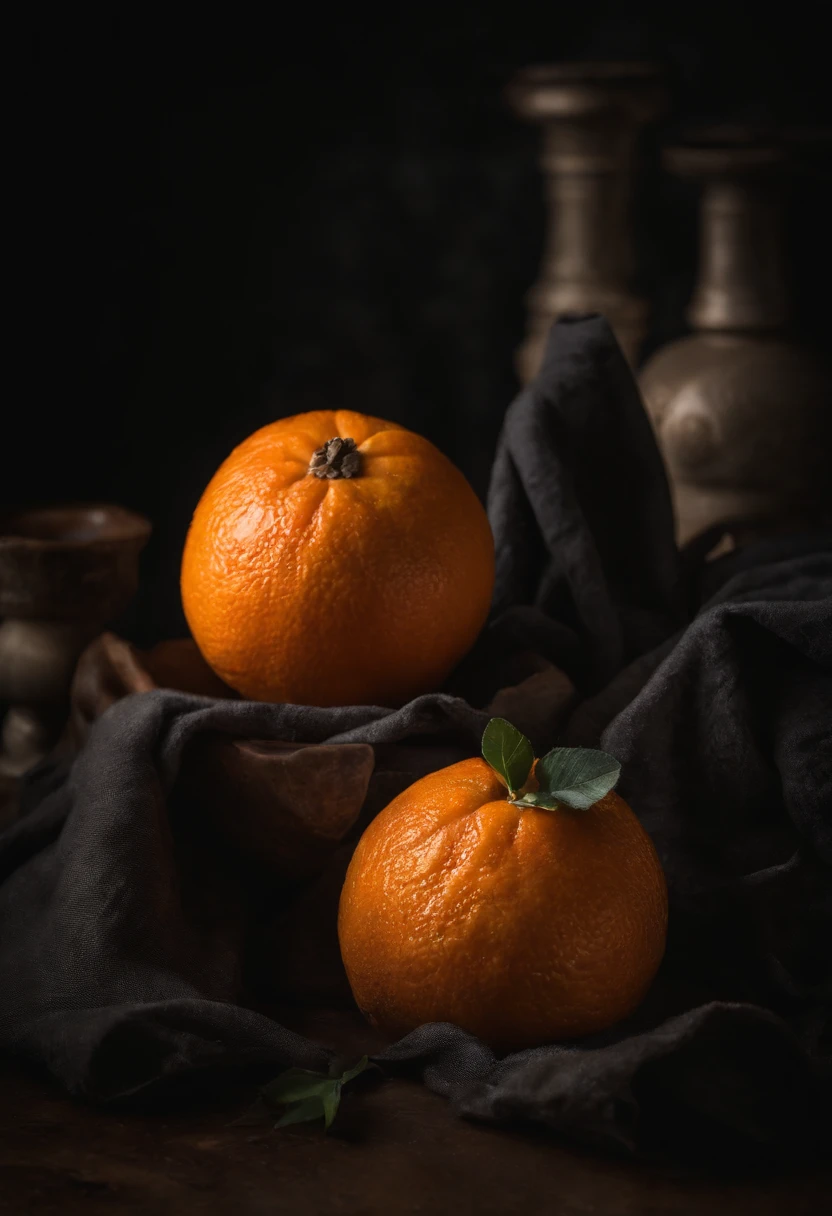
{"left": 338, "top": 756, "right": 667, "bottom": 1051}
{"left": 181, "top": 410, "right": 494, "bottom": 707}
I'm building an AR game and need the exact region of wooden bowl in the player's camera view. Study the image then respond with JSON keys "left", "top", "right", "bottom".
{"left": 70, "top": 633, "right": 374, "bottom": 881}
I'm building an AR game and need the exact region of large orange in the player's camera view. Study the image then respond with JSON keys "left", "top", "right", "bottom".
{"left": 181, "top": 410, "right": 494, "bottom": 707}
{"left": 338, "top": 757, "right": 667, "bottom": 1051}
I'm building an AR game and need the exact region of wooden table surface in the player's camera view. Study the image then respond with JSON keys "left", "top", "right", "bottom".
{"left": 1, "top": 1011, "right": 829, "bottom": 1216}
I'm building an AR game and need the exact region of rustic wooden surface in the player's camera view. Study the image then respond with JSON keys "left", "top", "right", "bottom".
{"left": 1, "top": 1010, "right": 829, "bottom": 1216}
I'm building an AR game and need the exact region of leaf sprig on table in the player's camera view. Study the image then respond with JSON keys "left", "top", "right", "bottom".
{"left": 234, "top": 1057, "right": 375, "bottom": 1132}
{"left": 481, "top": 718, "right": 621, "bottom": 811}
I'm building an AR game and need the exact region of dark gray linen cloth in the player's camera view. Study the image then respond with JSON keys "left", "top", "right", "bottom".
{"left": 1, "top": 316, "right": 830, "bottom": 1162}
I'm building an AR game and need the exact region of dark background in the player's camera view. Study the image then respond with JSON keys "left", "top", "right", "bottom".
{"left": 8, "top": 3, "right": 832, "bottom": 645}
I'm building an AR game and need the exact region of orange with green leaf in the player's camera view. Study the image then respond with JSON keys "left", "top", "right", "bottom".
{"left": 339, "top": 720, "right": 667, "bottom": 1051}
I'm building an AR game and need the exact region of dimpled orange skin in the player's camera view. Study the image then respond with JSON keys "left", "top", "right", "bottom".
{"left": 180, "top": 410, "right": 495, "bottom": 707}
{"left": 338, "top": 758, "right": 668, "bottom": 1051}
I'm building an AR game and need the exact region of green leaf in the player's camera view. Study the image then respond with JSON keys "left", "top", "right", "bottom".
{"left": 263, "top": 1056, "right": 374, "bottom": 1132}
{"left": 482, "top": 718, "right": 535, "bottom": 796}
{"left": 321, "top": 1083, "right": 341, "bottom": 1129}
{"left": 276, "top": 1096, "right": 328, "bottom": 1128}
{"left": 262, "top": 1068, "right": 332, "bottom": 1106}
{"left": 340, "top": 1055, "right": 370, "bottom": 1085}
{"left": 510, "top": 791, "right": 561, "bottom": 811}
{"left": 535, "top": 747, "right": 621, "bottom": 810}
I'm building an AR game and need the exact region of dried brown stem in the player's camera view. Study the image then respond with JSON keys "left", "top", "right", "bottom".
{"left": 308, "top": 438, "right": 361, "bottom": 479}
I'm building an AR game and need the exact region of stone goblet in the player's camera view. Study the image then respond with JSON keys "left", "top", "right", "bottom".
{"left": 0, "top": 503, "right": 151, "bottom": 784}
